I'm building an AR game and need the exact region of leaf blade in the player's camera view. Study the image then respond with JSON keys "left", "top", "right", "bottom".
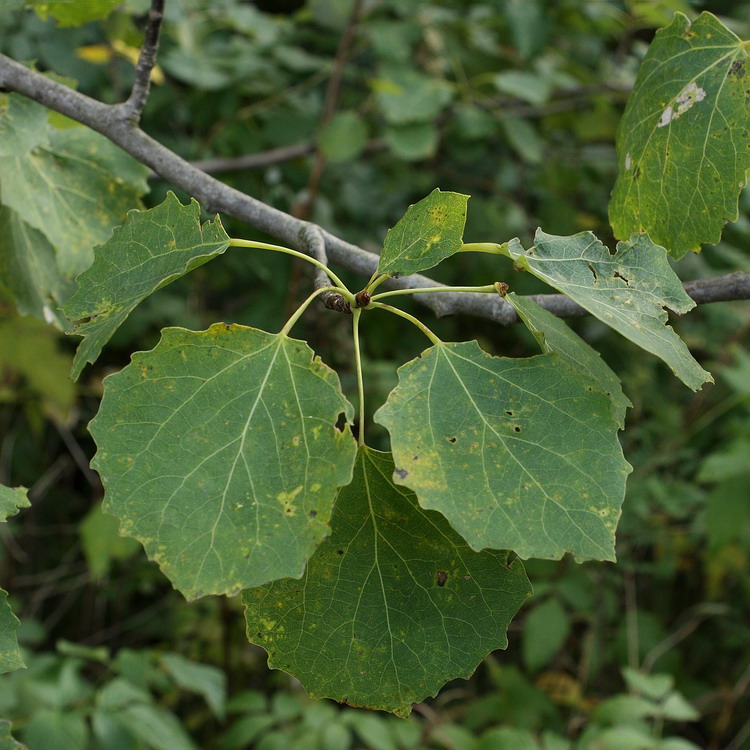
{"left": 376, "top": 189, "right": 468, "bottom": 277}
{"left": 89, "top": 324, "right": 357, "bottom": 600}
{"left": 375, "top": 342, "right": 631, "bottom": 562}
{"left": 506, "top": 292, "right": 631, "bottom": 428}
{"left": 609, "top": 12, "right": 750, "bottom": 257}
{"left": 243, "top": 448, "right": 531, "bottom": 717}
{"left": 0, "top": 484, "right": 29, "bottom": 674}
{"left": 502, "top": 231, "right": 712, "bottom": 390}
{"left": 63, "top": 193, "right": 230, "bottom": 379}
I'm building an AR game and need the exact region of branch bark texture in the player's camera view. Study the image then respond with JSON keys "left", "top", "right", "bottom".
{"left": 0, "top": 54, "right": 747, "bottom": 327}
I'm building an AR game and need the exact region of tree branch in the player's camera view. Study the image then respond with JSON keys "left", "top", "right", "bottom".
{"left": 0, "top": 54, "right": 748, "bottom": 327}
{"left": 122, "top": 0, "right": 165, "bottom": 124}
{"left": 298, "top": 224, "right": 351, "bottom": 313}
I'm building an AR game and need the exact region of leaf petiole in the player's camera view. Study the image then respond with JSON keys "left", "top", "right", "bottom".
{"left": 229, "top": 238, "right": 349, "bottom": 290}
{"left": 365, "top": 273, "right": 390, "bottom": 294}
{"left": 280, "top": 286, "right": 343, "bottom": 337}
{"left": 368, "top": 301, "right": 442, "bottom": 345}
{"left": 352, "top": 308, "right": 366, "bottom": 447}
{"left": 371, "top": 284, "right": 497, "bottom": 302}
{"left": 459, "top": 242, "right": 509, "bottom": 255}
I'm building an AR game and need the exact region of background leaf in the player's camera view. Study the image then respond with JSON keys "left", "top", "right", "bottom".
{"left": 375, "top": 343, "right": 631, "bottom": 562}
{"left": 29, "top": 0, "right": 119, "bottom": 27}
{"left": 522, "top": 597, "right": 570, "bottom": 673}
{"left": 0, "top": 484, "right": 28, "bottom": 674}
{"left": 243, "top": 448, "right": 531, "bottom": 717}
{"left": 318, "top": 111, "right": 368, "bottom": 163}
{"left": 63, "top": 193, "right": 230, "bottom": 380}
{"left": 501, "top": 231, "right": 712, "bottom": 390}
{"left": 609, "top": 12, "right": 750, "bottom": 257}
{"left": 376, "top": 188, "right": 468, "bottom": 277}
{"left": 0, "top": 126, "right": 149, "bottom": 277}
{"left": 506, "top": 293, "right": 631, "bottom": 428}
{"left": 90, "top": 324, "right": 357, "bottom": 600}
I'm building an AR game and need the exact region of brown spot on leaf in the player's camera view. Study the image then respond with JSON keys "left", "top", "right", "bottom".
{"left": 436, "top": 571, "right": 448, "bottom": 587}
{"left": 730, "top": 60, "right": 745, "bottom": 78}
{"left": 394, "top": 468, "right": 408, "bottom": 479}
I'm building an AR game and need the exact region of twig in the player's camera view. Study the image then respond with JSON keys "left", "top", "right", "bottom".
{"left": 642, "top": 603, "right": 728, "bottom": 673}
{"left": 122, "top": 0, "right": 165, "bottom": 123}
{"left": 293, "top": 0, "right": 364, "bottom": 220}
{"left": 298, "top": 224, "right": 350, "bottom": 313}
{"left": 1, "top": 55, "right": 749, "bottom": 325}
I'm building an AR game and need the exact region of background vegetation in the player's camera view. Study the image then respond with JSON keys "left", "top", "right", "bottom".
{"left": 0, "top": 0, "right": 749, "bottom": 748}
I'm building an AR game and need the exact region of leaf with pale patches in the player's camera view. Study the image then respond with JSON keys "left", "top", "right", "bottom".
{"left": 375, "top": 342, "right": 631, "bottom": 562}
{"left": 501, "top": 231, "right": 712, "bottom": 391}
{"left": 243, "top": 448, "right": 530, "bottom": 717}
{"left": 376, "top": 189, "right": 468, "bottom": 277}
{"left": 63, "top": 193, "right": 230, "bottom": 380}
{"left": 90, "top": 324, "right": 357, "bottom": 600}
{"left": 609, "top": 12, "right": 750, "bottom": 257}
{"left": 506, "top": 293, "right": 631, "bottom": 428}
{"left": 0, "top": 126, "right": 149, "bottom": 277}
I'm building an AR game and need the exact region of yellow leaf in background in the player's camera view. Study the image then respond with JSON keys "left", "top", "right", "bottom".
{"left": 75, "top": 44, "right": 112, "bottom": 65}
{"left": 75, "top": 41, "right": 164, "bottom": 84}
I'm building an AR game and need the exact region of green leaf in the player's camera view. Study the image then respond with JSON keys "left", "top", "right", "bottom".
{"left": 0, "top": 484, "right": 29, "bottom": 523}
{"left": 522, "top": 597, "right": 570, "bottom": 672}
{"left": 609, "top": 12, "right": 750, "bottom": 258}
{"left": 21, "top": 710, "right": 87, "bottom": 750}
{"left": 242, "top": 448, "right": 530, "bottom": 717}
{"left": 502, "top": 117, "right": 544, "bottom": 164}
{"left": 90, "top": 324, "right": 357, "bottom": 600}
{"left": 318, "top": 111, "right": 368, "bottom": 163}
{"left": 160, "top": 653, "right": 227, "bottom": 720}
{"left": 506, "top": 293, "right": 631, "bottom": 428}
{"left": 0, "top": 590, "right": 24, "bottom": 674}
{"left": 0, "top": 720, "right": 25, "bottom": 750}
{"left": 79, "top": 503, "right": 140, "bottom": 580}
{"left": 0, "top": 485, "right": 28, "bottom": 675}
{"left": 374, "top": 343, "right": 631, "bottom": 562}
{"left": 501, "top": 231, "right": 712, "bottom": 390}
{"left": 0, "top": 94, "right": 48, "bottom": 156}
{"left": 0, "top": 207, "right": 74, "bottom": 326}
{"left": 385, "top": 122, "right": 439, "bottom": 161}
{"left": 376, "top": 189, "right": 468, "bottom": 278}
{"left": 30, "top": 0, "right": 119, "bottom": 26}
{"left": 374, "top": 68, "right": 454, "bottom": 125}
{"left": 0, "top": 126, "right": 149, "bottom": 277}
{"left": 63, "top": 193, "right": 230, "bottom": 380}
{"left": 477, "top": 727, "right": 541, "bottom": 750}
{"left": 0, "top": 316, "right": 76, "bottom": 423}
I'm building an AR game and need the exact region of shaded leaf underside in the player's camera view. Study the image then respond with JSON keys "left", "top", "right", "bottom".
{"left": 506, "top": 293, "right": 631, "bottom": 428}
{"left": 503, "top": 231, "right": 712, "bottom": 390}
{"left": 243, "top": 448, "right": 531, "bottom": 717}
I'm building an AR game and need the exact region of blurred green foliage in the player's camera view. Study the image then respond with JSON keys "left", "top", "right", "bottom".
{"left": 0, "top": 0, "right": 749, "bottom": 748}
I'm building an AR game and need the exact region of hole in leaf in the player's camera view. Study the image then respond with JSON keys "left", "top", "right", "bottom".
{"left": 395, "top": 468, "right": 408, "bottom": 479}
{"left": 587, "top": 264, "right": 598, "bottom": 281}
{"left": 613, "top": 270, "right": 629, "bottom": 284}
{"left": 514, "top": 426, "right": 521, "bottom": 433}
{"left": 336, "top": 549, "right": 344, "bottom": 555}
{"left": 335, "top": 412, "right": 347, "bottom": 432}
{"left": 505, "top": 410, "right": 514, "bottom": 416}
{"left": 447, "top": 436, "right": 457, "bottom": 443}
